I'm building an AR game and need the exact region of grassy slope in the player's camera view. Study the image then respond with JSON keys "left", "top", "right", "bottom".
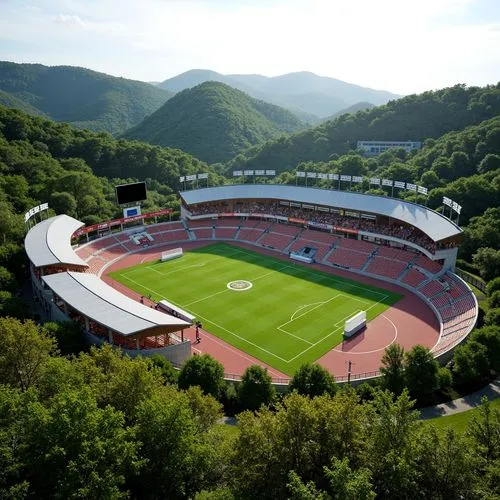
{"left": 109, "top": 243, "right": 401, "bottom": 375}
{"left": 423, "top": 397, "right": 500, "bottom": 434}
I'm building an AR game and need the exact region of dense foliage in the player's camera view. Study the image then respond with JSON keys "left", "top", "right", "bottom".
{"left": 225, "top": 83, "right": 500, "bottom": 173}
{"left": 0, "top": 104, "right": 223, "bottom": 316}
{"left": 123, "top": 81, "right": 305, "bottom": 163}
{"left": 1, "top": 318, "right": 499, "bottom": 499}
{"left": 0, "top": 61, "right": 174, "bottom": 135}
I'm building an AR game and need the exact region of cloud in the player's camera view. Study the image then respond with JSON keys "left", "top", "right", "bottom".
{"left": 53, "top": 13, "right": 86, "bottom": 27}
{"left": 0, "top": 0, "right": 498, "bottom": 94}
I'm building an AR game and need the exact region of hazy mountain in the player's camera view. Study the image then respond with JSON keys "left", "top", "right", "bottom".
{"left": 325, "top": 101, "right": 376, "bottom": 121}
{"left": 158, "top": 69, "right": 400, "bottom": 118}
{"left": 0, "top": 61, "right": 174, "bottom": 135}
{"left": 123, "top": 81, "right": 305, "bottom": 164}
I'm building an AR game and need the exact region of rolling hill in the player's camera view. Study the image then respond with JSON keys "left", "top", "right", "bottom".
{"left": 157, "top": 69, "right": 399, "bottom": 118}
{"left": 123, "top": 81, "right": 305, "bottom": 164}
{"left": 224, "top": 83, "right": 500, "bottom": 173}
{"left": 0, "top": 61, "right": 173, "bottom": 135}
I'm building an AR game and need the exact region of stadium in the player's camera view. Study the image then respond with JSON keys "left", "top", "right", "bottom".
{"left": 25, "top": 183, "right": 478, "bottom": 386}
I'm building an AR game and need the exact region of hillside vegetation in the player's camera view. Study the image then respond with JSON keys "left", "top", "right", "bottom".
{"left": 123, "top": 81, "right": 305, "bottom": 164}
{"left": 0, "top": 105, "right": 221, "bottom": 227}
{"left": 0, "top": 61, "right": 173, "bottom": 135}
{"left": 158, "top": 69, "right": 399, "bottom": 118}
{"left": 225, "top": 83, "right": 500, "bottom": 173}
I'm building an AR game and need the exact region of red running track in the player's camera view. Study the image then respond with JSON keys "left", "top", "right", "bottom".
{"left": 102, "top": 240, "right": 440, "bottom": 381}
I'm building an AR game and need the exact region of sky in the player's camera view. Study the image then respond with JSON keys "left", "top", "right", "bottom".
{"left": 0, "top": 0, "right": 499, "bottom": 95}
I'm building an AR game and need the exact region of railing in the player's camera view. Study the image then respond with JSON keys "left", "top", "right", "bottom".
{"left": 455, "top": 269, "right": 487, "bottom": 293}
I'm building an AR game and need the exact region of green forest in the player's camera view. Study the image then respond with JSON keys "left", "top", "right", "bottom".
{"left": 0, "top": 77, "right": 499, "bottom": 498}
{"left": 123, "top": 81, "right": 305, "bottom": 164}
{"left": 225, "top": 83, "right": 500, "bottom": 173}
{"left": 0, "top": 61, "right": 173, "bottom": 135}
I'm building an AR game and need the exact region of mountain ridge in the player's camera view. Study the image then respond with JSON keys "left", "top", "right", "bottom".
{"left": 158, "top": 69, "right": 400, "bottom": 118}
{"left": 123, "top": 81, "right": 305, "bottom": 164}
{"left": 0, "top": 61, "right": 174, "bottom": 135}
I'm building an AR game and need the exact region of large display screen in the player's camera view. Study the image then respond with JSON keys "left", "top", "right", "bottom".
{"left": 115, "top": 182, "right": 147, "bottom": 205}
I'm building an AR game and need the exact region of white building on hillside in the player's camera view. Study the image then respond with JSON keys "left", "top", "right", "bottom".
{"left": 357, "top": 140, "right": 422, "bottom": 155}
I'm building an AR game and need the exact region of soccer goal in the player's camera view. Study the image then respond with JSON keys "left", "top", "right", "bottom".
{"left": 161, "top": 247, "right": 183, "bottom": 262}
{"left": 343, "top": 311, "right": 367, "bottom": 338}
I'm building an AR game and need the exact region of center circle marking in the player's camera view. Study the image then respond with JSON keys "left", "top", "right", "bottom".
{"left": 227, "top": 280, "right": 253, "bottom": 291}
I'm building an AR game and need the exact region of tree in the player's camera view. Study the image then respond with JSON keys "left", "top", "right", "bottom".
{"left": 366, "top": 389, "right": 420, "bottom": 499}
{"left": 323, "top": 457, "right": 376, "bottom": 500}
{"left": 19, "top": 386, "right": 139, "bottom": 498}
{"left": 150, "top": 354, "right": 177, "bottom": 385}
{"left": 489, "top": 290, "right": 500, "bottom": 309}
{"left": 0, "top": 318, "right": 57, "bottom": 390}
{"left": 49, "top": 191, "right": 77, "bottom": 217}
{"left": 238, "top": 365, "right": 275, "bottom": 411}
{"left": 473, "top": 247, "right": 500, "bottom": 281}
{"left": 404, "top": 345, "right": 439, "bottom": 400}
{"left": 134, "top": 385, "right": 218, "bottom": 499}
{"left": 470, "top": 325, "right": 500, "bottom": 372}
{"left": 0, "top": 266, "right": 16, "bottom": 292}
{"left": 478, "top": 153, "right": 500, "bottom": 173}
{"left": 178, "top": 354, "right": 225, "bottom": 399}
{"left": 43, "top": 321, "right": 88, "bottom": 356}
{"left": 380, "top": 344, "right": 406, "bottom": 396}
{"left": 289, "top": 363, "right": 337, "bottom": 397}
{"left": 486, "top": 277, "right": 500, "bottom": 296}
{"left": 452, "top": 341, "right": 490, "bottom": 385}
{"left": 467, "top": 397, "right": 500, "bottom": 465}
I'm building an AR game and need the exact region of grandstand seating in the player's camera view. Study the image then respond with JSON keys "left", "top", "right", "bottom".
{"left": 338, "top": 237, "right": 376, "bottom": 254}
{"left": 419, "top": 279, "right": 445, "bottom": 298}
{"left": 188, "top": 220, "right": 214, "bottom": 228}
{"left": 70, "top": 215, "right": 479, "bottom": 365}
{"left": 260, "top": 232, "right": 294, "bottom": 251}
{"left": 377, "top": 245, "right": 416, "bottom": 263}
{"left": 193, "top": 228, "right": 212, "bottom": 239}
{"left": 328, "top": 248, "right": 369, "bottom": 270}
{"left": 401, "top": 267, "right": 427, "bottom": 288}
{"left": 215, "top": 227, "right": 238, "bottom": 239}
{"left": 288, "top": 239, "right": 330, "bottom": 262}
{"left": 414, "top": 254, "right": 442, "bottom": 274}
{"left": 366, "top": 256, "right": 407, "bottom": 280}
{"left": 268, "top": 223, "right": 303, "bottom": 237}
{"left": 300, "top": 229, "right": 336, "bottom": 245}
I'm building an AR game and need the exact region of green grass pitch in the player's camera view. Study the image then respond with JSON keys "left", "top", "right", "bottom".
{"left": 109, "top": 243, "right": 402, "bottom": 375}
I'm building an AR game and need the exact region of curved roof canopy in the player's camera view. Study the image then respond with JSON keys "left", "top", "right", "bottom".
{"left": 180, "top": 185, "right": 462, "bottom": 242}
{"left": 42, "top": 272, "right": 191, "bottom": 336}
{"left": 25, "top": 215, "right": 88, "bottom": 268}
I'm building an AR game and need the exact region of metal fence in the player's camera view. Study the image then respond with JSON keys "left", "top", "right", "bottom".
{"left": 455, "top": 269, "right": 487, "bottom": 293}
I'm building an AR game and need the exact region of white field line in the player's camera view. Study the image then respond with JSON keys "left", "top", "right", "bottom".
{"left": 279, "top": 294, "right": 342, "bottom": 329}
{"left": 211, "top": 243, "right": 389, "bottom": 299}
{"left": 182, "top": 263, "right": 296, "bottom": 308}
{"left": 121, "top": 267, "right": 291, "bottom": 363}
{"left": 285, "top": 294, "right": 390, "bottom": 363}
{"left": 180, "top": 309, "right": 290, "bottom": 363}
{"left": 290, "top": 302, "right": 325, "bottom": 321}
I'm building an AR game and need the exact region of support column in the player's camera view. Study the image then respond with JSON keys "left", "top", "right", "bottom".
{"left": 108, "top": 329, "right": 113, "bottom": 344}
{"left": 136, "top": 338, "right": 140, "bottom": 350}
{"left": 84, "top": 317, "right": 89, "bottom": 332}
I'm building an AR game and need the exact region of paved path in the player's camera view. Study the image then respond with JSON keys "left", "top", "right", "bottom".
{"left": 419, "top": 377, "right": 500, "bottom": 420}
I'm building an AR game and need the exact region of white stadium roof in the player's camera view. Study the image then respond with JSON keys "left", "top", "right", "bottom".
{"left": 180, "top": 185, "right": 462, "bottom": 242}
{"left": 42, "top": 272, "right": 190, "bottom": 335}
{"left": 24, "top": 215, "right": 88, "bottom": 268}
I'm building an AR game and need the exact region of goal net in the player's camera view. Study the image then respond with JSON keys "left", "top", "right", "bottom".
{"left": 161, "top": 247, "right": 183, "bottom": 262}
{"left": 344, "top": 311, "right": 367, "bottom": 338}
